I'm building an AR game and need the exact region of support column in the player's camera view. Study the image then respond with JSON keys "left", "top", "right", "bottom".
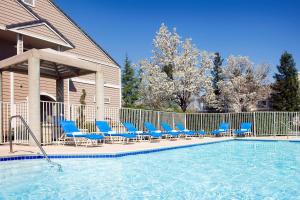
{"left": 95, "top": 70, "right": 104, "bottom": 121}
{"left": 28, "top": 56, "right": 41, "bottom": 145}
{"left": 56, "top": 78, "right": 64, "bottom": 120}
{"left": 56, "top": 78, "right": 64, "bottom": 102}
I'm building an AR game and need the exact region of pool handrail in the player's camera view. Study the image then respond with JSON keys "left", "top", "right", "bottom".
{"left": 9, "top": 115, "right": 62, "bottom": 171}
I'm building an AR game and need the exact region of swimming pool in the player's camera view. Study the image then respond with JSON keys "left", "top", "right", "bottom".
{"left": 1, "top": 140, "right": 300, "bottom": 200}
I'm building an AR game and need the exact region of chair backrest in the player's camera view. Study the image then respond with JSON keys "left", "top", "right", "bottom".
{"left": 96, "top": 121, "right": 112, "bottom": 132}
{"left": 219, "top": 122, "right": 229, "bottom": 130}
{"left": 175, "top": 123, "right": 185, "bottom": 131}
{"left": 161, "top": 122, "right": 173, "bottom": 132}
{"left": 144, "top": 122, "right": 157, "bottom": 132}
{"left": 122, "top": 122, "right": 138, "bottom": 132}
{"left": 60, "top": 121, "right": 80, "bottom": 133}
{"left": 241, "top": 122, "right": 252, "bottom": 131}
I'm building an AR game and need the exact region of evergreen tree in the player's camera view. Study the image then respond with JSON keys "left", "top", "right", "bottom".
{"left": 271, "top": 51, "right": 300, "bottom": 111}
{"left": 212, "top": 52, "right": 223, "bottom": 96}
{"left": 122, "top": 55, "right": 139, "bottom": 107}
{"left": 211, "top": 52, "right": 224, "bottom": 112}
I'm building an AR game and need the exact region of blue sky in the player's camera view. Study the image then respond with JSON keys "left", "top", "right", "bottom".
{"left": 55, "top": 0, "right": 300, "bottom": 74}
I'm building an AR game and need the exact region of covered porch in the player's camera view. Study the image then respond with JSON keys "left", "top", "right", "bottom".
{"left": 0, "top": 48, "right": 105, "bottom": 145}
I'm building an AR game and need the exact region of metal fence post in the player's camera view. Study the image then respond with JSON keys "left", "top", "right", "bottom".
{"left": 273, "top": 112, "right": 276, "bottom": 138}
{"left": 172, "top": 112, "right": 175, "bottom": 128}
{"left": 139, "top": 109, "right": 142, "bottom": 130}
{"left": 184, "top": 113, "right": 187, "bottom": 129}
{"left": 157, "top": 111, "right": 160, "bottom": 128}
{"left": 253, "top": 112, "right": 256, "bottom": 137}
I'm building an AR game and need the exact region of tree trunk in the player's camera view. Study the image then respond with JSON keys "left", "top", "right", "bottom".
{"left": 180, "top": 98, "right": 188, "bottom": 112}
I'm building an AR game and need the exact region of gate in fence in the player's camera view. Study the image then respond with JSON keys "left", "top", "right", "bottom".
{"left": 1, "top": 101, "right": 300, "bottom": 145}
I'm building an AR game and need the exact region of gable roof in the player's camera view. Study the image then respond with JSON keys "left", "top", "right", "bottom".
{"left": 0, "top": 0, "right": 120, "bottom": 67}
{"left": 6, "top": 19, "right": 74, "bottom": 48}
{"left": 28, "top": 0, "right": 120, "bottom": 67}
{"left": 49, "top": 0, "right": 120, "bottom": 67}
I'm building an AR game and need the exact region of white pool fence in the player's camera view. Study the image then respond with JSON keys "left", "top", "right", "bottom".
{"left": 0, "top": 101, "right": 300, "bottom": 145}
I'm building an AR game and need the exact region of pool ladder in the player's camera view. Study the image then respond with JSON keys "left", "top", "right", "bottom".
{"left": 9, "top": 115, "right": 62, "bottom": 171}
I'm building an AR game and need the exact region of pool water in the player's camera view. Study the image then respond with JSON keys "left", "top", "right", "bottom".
{"left": 1, "top": 141, "right": 300, "bottom": 200}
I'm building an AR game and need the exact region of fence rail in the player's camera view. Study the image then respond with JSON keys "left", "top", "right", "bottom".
{"left": 1, "top": 101, "right": 300, "bottom": 145}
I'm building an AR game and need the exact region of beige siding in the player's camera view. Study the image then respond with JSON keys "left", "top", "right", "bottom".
{"left": 14, "top": 73, "right": 28, "bottom": 102}
{"left": 68, "top": 81, "right": 95, "bottom": 105}
{"left": 104, "top": 87, "right": 121, "bottom": 108}
{"left": 13, "top": 73, "right": 56, "bottom": 102}
{"left": 31, "top": 0, "right": 115, "bottom": 65}
{"left": 0, "top": 0, "right": 36, "bottom": 26}
{"left": 78, "top": 66, "right": 120, "bottom": 86}
{"left": 40, "top": 77, "right": 56, "bottom": 99}
{"left": 2, "top": 73, "right": 120, "bottom": 108}
{"left": 2, "top": 72, "right": 10, "bottom": 102}
{"left": 20, "top": 24, "right": 66, "bottom": 45}
{"left": 68, "top": 80, "right": 120, "bottom": 108}
{"left": 102, "top": 65, "right": 120, "bottom": 85}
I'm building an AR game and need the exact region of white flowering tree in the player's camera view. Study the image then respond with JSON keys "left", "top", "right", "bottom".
{"left": 138, "top": 24, "right": 215, "bottom": 111}
{"left": 217, "top": 55, "right": 270, "bottom": 112}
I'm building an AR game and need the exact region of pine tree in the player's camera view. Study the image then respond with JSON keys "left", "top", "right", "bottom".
{"left": 122, "top": 55, "right": 139, "bottom": 107}
{"left": 212, "top": 52, "right": 223, "bottom": 96}
{"left": 271, "top": 51, "right": 300, "bottom": 111}
{"left": 211, "top": 52, "right": 224, "bottom": 112}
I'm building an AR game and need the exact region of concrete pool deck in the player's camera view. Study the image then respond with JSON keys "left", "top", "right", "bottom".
{"left": 0, "top": 137, "right": 231, "bottom": 158}
{"left": 1, "top": 136, "right": 300, "bottom": 158}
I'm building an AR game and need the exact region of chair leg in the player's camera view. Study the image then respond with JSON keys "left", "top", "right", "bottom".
{"left": 73, "top": 136, "right": 77, "bottom": 147}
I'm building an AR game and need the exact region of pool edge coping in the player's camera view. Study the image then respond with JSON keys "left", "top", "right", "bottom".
{"left": 1, "top": 138, "right": 300, "bottom": 162}
{"left": 0, "top": 139, "right": 232, "bottom": 162}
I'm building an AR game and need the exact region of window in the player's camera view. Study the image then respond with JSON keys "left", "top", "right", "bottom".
{"left": 104, "top": 97, "right": 110, "bottom": 104}
{"left": 22, "top": 0, "right": 35, "bottom": 7}
{"left": 93, "top": 97, "right": 111, "bottom": 104}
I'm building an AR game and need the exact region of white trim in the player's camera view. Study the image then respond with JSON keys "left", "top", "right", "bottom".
{"left": 104, "top": 83, "right": 121, "bottom": 89}
{"left": 71, "top": 77, "right": 95, "bottom": 85}
{"left": 104, "top": 97, "right": 111, "bottom": 104}
{"left": 71, "top": 77, "right": 121, "bottom": 89}
{"left": 15, "top": 22, "right": 72, "bottom": 48}
{"left": 8, "top": 28, "right": 72, "bottom": 48}
{"left": 0, "top": 25, "right": 6, "bottom": 30}
{"left": 7, "top": 29, "right": 73, "bottom": 48}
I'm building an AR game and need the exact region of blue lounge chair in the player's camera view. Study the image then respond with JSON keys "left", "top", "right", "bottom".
{"left": 211, "top": 123, "right": 230, "bottom": 136}
{"left": 122, "top": 122, "right": 160, "bottom": 140}
{"left": 175, "top": 123, "right": 206, "bottom": 137}
{"left": 160, "top": 122, "right": 183, "bottom": 138}
{"left": 144, "top": 122, "right": 164, "bottom": 139}
{"left": 96, "top": 121, "right": 138, "bottom": 143}
{"left": 60, "top": 120, "right": 104, "bottom": 147}
{"left": 234, "top": 122, "right": 252, "bottom": 136}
